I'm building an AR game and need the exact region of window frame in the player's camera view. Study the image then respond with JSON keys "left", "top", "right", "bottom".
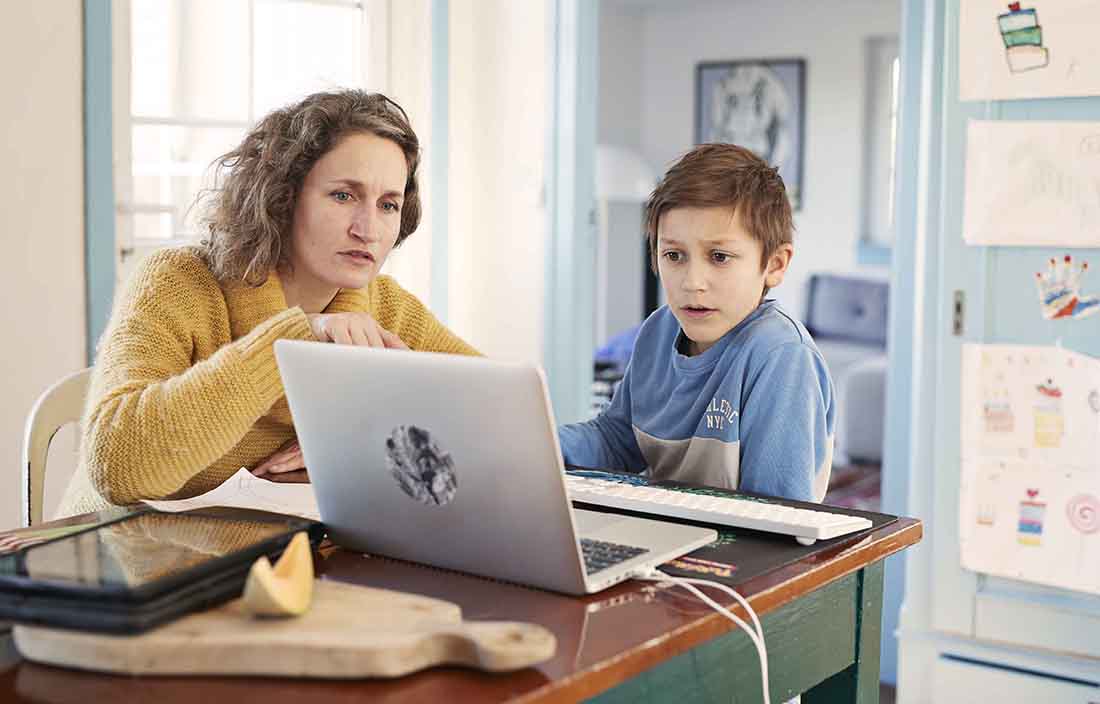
{"left": 859, "top": 34, "right": 901, "bottom": 264}
{"left": 111, "top": 0, "right": 384, "bottom": 280}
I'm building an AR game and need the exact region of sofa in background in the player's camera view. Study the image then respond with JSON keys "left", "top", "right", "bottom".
{"left": 804, "top": 273, "right": 890, "bottom": 466}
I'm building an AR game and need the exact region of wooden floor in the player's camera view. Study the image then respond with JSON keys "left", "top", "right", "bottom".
{"left": 825, "top": 462, "right": 883, "bottom": 511}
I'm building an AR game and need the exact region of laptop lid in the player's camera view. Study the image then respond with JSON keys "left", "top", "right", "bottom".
{"left": 275, "top": 340, "right": 592, "bottom": 594}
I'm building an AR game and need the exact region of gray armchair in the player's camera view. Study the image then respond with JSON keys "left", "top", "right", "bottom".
{"left": 804, "top": 274, "right": 889, "bottom": 465}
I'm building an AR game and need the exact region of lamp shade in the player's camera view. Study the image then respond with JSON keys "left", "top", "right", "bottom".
{"left": 596, "top": 144, "right": 657, "bottom": 202}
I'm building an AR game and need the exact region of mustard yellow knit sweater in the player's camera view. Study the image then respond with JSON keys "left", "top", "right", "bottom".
{"left": 57, "top": 247, "right": 478, "bottom": 517}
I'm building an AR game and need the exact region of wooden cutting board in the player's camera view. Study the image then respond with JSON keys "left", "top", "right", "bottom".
{"left": 13, "top": 579, "right": 556, "bottom": 678}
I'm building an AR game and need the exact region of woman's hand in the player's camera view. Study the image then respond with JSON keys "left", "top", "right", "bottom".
{"left": 307, "top": 312, "right": 409, "bottom": 349}
{"left": 252, "top": 440, "right": 305, "bottom": 478}
{"left": 264, "top": 469, "right": 310, "bottom": 484}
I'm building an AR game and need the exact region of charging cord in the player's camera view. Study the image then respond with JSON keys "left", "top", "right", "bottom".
{"left": 631, "top": 567, "right": 770, "bottom": 704}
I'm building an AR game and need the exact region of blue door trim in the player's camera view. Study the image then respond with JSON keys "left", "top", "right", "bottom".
{"left": 430, "top": 0, "right": 449, "bottom": 322}
{"left": 543, "top": 0, "right": 598, "bottom": 424}
{"left": 881, "top": 0, "right": 942, "bottom": 686}
{"left": 83, "top": 0, "right": 117, "bottom": 364}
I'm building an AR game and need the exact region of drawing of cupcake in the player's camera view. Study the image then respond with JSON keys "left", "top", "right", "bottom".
{"left": 1033, "top": 378, "right": 1063, "bottom": 448}
{"left": 1017, "top": 489, "right": 1045, "bottom": 546}
{"left": 998, "top": 3, "right": 1049, "bottom": 73}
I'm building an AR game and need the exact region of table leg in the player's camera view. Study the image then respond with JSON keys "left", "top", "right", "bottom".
{"left": 588, "top": 566, "right": 874, "bottom": 703}
{"left": 804, "top": 560, "right": 885, "bottom": 704}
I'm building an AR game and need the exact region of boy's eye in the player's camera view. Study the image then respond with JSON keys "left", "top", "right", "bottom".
{"left": 662, "top": 251, "right": 682, "bottom": 263}
{"left": 332, "top": 191, "right": 353, "bottom": 203}
{"left": 711, "top": 252, "right": 732, "bottom": 264}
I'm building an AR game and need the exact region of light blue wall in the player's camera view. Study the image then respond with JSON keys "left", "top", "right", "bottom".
{"left": 83, "top": 0, "right": 116, "bottom": 364}
{"left": 430, "top": 0, "right": 450, "bottom": 322}
{"left": 879, "top": 0, "right": 933, "bottom": 684}
{"left": 897, "top": 0, "right": 1100, "bottom": 696}
{"left": 544, "top": 0, "right": 599, "bottom": 424}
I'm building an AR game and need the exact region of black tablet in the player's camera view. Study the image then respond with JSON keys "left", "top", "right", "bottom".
{"left": 0, "top": 507, "right": 325, "bottom": 634}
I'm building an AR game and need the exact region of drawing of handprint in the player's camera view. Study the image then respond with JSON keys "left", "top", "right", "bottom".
{"left": 1034, "top": 255, "right": 1100, "bottom": 320}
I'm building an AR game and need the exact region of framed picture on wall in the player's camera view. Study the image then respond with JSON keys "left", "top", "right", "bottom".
{"left": 695, "top": 58, "right": 806, "bottom": 209}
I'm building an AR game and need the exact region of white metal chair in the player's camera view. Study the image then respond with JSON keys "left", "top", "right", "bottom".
{"left": 21, "top": 368, "right": 92, "bottom": 526}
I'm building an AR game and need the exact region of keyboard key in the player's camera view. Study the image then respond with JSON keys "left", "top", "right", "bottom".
{"left": 579, "top": 538, "right": 648, "bottom": 575}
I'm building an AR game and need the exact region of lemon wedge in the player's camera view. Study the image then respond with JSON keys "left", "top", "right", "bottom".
{"left": 240, "top": 532, "right": 314, "bottom": 617}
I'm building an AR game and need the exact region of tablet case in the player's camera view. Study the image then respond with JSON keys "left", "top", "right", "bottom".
{"left": 0, "top": 507, "right": 324, "bottom": 634}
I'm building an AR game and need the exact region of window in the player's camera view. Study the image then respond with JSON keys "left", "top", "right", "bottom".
{"left": 861, "top": 36, "right": 901, "bottom": 250}
{"left": 115, "top": 0, "right": 378, "bottom": 281}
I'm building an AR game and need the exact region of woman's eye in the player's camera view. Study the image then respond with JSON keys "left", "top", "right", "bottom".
{"left": 332, "top": 191, "right": 353, "bottom": 203}
{"left": 382, "top": 201, "right": 400, "bottom": 213}
{"left": 663, "top": 251, "right": 682, "bottom": 263}
{"left": 712, "top": 252, "right": 731, "bottom": 264}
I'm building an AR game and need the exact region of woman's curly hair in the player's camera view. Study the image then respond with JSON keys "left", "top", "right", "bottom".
{"left": 199, "top": 90, "right": 421, "bottom": 286}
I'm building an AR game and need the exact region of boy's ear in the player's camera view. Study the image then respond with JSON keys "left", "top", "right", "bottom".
{"left": 764, "top": 243, "right": 794, "bottom": 289}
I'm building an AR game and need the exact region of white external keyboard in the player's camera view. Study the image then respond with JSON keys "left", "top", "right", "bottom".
{"left": 565, "top": 472, "right": 873, "bottom": 545}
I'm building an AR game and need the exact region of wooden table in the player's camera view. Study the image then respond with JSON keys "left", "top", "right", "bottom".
{"left": 0, "top": 511, "right": 921, "bottom": 703}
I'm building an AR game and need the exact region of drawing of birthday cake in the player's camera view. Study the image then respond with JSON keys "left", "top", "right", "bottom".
{"left": 977, "top": 500, "right": 996, "bottom": 526}
{"left": 998, "top": 2, "right": 1049, "bottom": 73}
{"left": 1018, "top": 491, "right": 1045, "bottom": 546}
{"left": 1033, "top": 378, "right": 1063, "bottom": 448}
{"left": 983, "top": 390, "right": 1014, "bottom": 433}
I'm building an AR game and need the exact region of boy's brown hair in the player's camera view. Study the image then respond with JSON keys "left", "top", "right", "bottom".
{"left": 643, "top": 143, "right": 794, "bottom": 272}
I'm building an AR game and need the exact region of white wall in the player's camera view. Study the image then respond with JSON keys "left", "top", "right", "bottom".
{"left": 447, "top": 0, "right": 547, "bottom": 363}
{"left": 380, "top": 0, "right": 436, "bottom": 303}
{"left": 0, "top": 2, "right": 87, "bottom": 527}
{"left": 380, "top": 0, "right": 547, "bottom": 364}
{"left": 598, "top": 3, "right": 644, "bottom": 152}
{"left": 596, "top": 4, "right": 649, "bottom": 345}
{"left": 611, "top": 0, "right": 899, "bottom": 320}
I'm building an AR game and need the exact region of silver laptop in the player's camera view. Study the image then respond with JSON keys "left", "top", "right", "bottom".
{"left": 274, "top": 340, "right": 717, "bottom": 595}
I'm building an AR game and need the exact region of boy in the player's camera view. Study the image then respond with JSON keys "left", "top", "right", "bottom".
{"left": 559, "top": 143, "right": 835, "bottom": 502}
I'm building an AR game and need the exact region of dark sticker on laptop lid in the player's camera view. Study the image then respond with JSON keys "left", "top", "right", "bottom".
{"left": 386, "top": 425, "right": 458, "bottom": 506}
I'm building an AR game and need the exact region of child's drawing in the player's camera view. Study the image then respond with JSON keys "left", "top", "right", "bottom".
{"left": 998, "top": 3, "right": 1049, "bottom": 73}
{"left": 960, "top": 0, "right": 1099, "bottom": 101}
{"left": 961, "top": 344, "right": 1100, "bottom": 595}
{"left": 1035, "top": 255, "right": 1100, "bottom": 320}
{"left": 963, "top": 121, "right": 1100, "bottom": 247}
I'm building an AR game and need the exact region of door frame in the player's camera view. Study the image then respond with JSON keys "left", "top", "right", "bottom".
{"left": 543, "top": 0, "right": 598, "bottom": 424}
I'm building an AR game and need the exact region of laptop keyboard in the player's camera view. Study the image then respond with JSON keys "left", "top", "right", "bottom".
{"left": 580, "top": 538, "right": 648, "bottom": 575}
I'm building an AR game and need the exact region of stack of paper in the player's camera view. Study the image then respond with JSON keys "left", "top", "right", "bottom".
{"left": 145, "top": 468, "right": 321, "bottom": 521}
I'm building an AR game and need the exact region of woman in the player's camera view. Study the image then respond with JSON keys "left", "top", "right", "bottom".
{"left": 58, "top": 90, "right": 478, "bottom": 517}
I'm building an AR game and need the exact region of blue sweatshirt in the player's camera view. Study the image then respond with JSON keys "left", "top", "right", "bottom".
{"left": 559, "top": 301, "right": 836, "bottom": 502}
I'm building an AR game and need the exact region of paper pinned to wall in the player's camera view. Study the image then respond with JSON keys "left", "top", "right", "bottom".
{"left": 963, "top": 120, "right": 1100, "bottom": 247}
{"left": 145, "top": 468, "right": 320, "bottom": 521}
{"left": 959, "top": 0, "right": 1100, "bottom": 101}
{"left": 959, "top": 343, "right": 1100, "bottom": 595}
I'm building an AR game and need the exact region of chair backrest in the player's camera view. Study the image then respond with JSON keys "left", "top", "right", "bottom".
{"left": 21, "top": 368, "right": 92, "bottom": 526}
{"left": 804, "top": 273, "right": 890, "bottom": 348}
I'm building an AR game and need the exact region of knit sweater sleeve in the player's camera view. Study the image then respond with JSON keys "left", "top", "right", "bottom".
{"left": 83, "top": 251, "right": 314, "bottom": 505}
{"left": 371, "top": 275, "right": 481, "bottom": 356}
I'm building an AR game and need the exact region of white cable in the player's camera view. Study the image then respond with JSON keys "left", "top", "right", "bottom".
{"left": 632, "top": 567, "right": 770, "bottom": 704}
